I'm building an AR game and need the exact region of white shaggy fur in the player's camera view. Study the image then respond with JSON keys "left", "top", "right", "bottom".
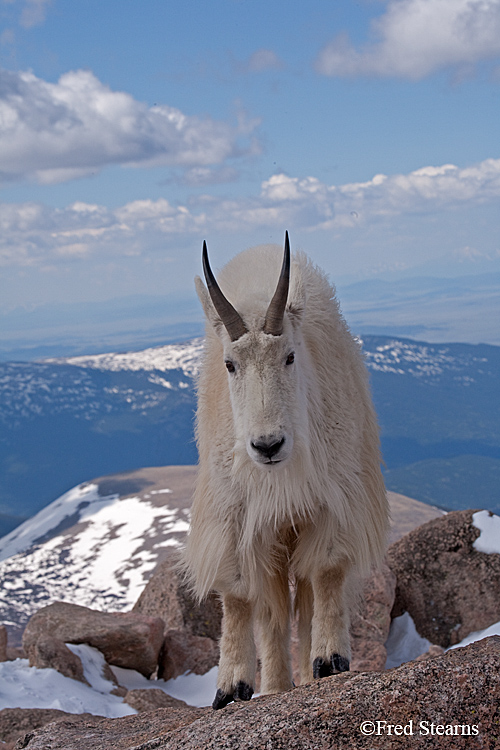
{"left": 182, "top": 242, "right": 389, "bottom": 702}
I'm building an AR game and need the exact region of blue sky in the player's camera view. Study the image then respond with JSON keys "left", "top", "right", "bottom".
{"left": 1, "top": 0, "right": 500, "bottom": 327}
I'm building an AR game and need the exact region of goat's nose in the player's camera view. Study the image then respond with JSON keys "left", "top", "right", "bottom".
{"left": 251, "top": 437, "right": 285, "bottom": 460}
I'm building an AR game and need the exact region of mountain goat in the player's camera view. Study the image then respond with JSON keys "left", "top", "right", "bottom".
{"left": 182, "top": 232, "right": 389, "bottom": 708}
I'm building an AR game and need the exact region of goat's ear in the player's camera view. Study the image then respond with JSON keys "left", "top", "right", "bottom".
{"left": 286, "top": 270, "right": 305, "bottom": 329}
{"left": 195, "top": 276, "right": 224, "bottom": 336}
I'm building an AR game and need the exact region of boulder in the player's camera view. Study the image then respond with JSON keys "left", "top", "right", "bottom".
{"left": 133, "top": 558, "right": 222, "bottom": 640}
{"left": 27, "top": 634, "right": 89, "bottom": 684}
{"left": 15, "top": 636, "right": 500, "bottom": 749}
{"left": 387, "top": 509, "right": 500, "bottom": 647}
{"left": 0, "top": 626, "right": 6, "bottom": 662}
{"left": 414, "top": 644, "right": 445, "bottom": 662}
{"left": 159, "top": 630, "right": 220, "bottom": 681}
{"left": 22, "top": 602, "right": 164, "bottom": 677}
{"left": 133, "top": 557, "right": 221, "bottom": 678}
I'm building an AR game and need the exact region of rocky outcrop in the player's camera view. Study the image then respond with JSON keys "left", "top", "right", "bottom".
{"left": 133, "top": 557, "right": 222, "bottom": 679}
{"left": 15, "top": 637, "right": 500, "bottom": 749}
{"left": 22, "top": 602, "right": 164, "bottom": 677}
{"left": 387, "top": 509, "right": 500, "bottom": 647}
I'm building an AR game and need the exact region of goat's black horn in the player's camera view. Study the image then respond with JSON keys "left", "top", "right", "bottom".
{"left": 263, "top": 231, "right": 290, "bottom": 336}
{"left": 202, "top": 241, "right": 248, "bottom": 341}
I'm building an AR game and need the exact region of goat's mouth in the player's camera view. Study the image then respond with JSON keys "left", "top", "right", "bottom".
{"left": 249, "top": 435, "right": 284, "bottom": 461}
{"left": 247, "top": 435, "right": 293, "bottom": 467}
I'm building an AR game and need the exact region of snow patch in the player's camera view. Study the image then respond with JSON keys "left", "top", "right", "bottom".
{"left": 67, "top": 643, "right": 123, "bottom": 696}
{"left": 448, "top": 619, "right": 500, "bottom": 650}
{"left": 0, "top": 645, "right": 217, "bottom": 716}
{"left": 45, "top": 339, "right": 205, "bottom": 379}
{"left": 110, "top": 663, "right": 218, "bottom": 708}
{"left": 385, "top": 611, "right": 431, "bottom": 669}
{"left": 472, "top": 510, "right": 500, "bottom": 554}
{"left": 0, "top": 656, "right": 135, "bottom": 718}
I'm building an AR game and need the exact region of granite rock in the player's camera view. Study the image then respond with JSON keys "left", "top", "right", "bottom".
{"left": 22, "top": 602, "right": 164, "bottom": 677}
{"left": 387, "top": 509, "right": 500, "bottom": 646}
{"left": 27, "top": 634, "right": 89, "bottom": 684}
{"left": 133, "top": 557, "right": 221, "bottom": 678}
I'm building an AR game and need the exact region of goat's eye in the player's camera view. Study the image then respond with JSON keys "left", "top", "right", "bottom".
{"left": 225, "top": 360, "right": 236, "bottom": 373}
{"left": 285, "top": 352, "right": 295, "bottom": 365}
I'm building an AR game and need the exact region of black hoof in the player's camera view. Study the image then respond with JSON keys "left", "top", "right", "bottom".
{"left": 235, "top": 680, "right": 254, "bottom": 701}
{"left": 212, "top": 681, "right": 254, "bottom": 709}
{"left": 313, "top": 653, "right": 350, "bottom": 679}
{"left": 212, "top": 688, "right": 233, "bottom": 709}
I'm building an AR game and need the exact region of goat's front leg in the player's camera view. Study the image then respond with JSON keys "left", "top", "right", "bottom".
{"left": 310, "top": 564, "right": 351, "bottom": 678}
{"left": 213, "top": 594, "right": 255, "bottom": 709}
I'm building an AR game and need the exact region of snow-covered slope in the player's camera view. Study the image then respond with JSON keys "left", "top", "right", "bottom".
{"left": 44, "top": 338, "right": 204, "bottom": 378}
{"left": 0, "top": 466, "right": 195, "bottom": 644}
{"left": 1, "top": 338, "right": 204, "bottom": 425}
{"left": 0, "top": 642, "right": 219, "bottom": 713}
{"left": 361, "top": 337, "right": 492, "bottom": 382}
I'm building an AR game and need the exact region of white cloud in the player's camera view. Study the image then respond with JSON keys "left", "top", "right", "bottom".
{"left": 0, "top": 197, "right": 205, "bottom": 267}
{"left": 209, "top": 158, "right": 500, "bottom": 231}
{"left": 333, "top": 159, "right": 500, "bottom": 217}
{"left": 1, "top": 157, "right": 499, "bottom": 267}
{"left": 316, "top": 0, "right": 500, "bottom": 79}
{"left": 0, "top": 68, "right": 261, "bottom": 184}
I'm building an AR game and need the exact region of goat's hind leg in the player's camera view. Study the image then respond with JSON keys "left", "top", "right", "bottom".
{"left": 257, "top": 566, "right": 293, "bottom": 695}
{"left": 311, "top": 564, "right": 351, "bottom": 679}
{"left": 213, "top": 595, "right": 256, "bottom": 709}
{"left": 295, "top": 577, "right": 313, "bottom": 684}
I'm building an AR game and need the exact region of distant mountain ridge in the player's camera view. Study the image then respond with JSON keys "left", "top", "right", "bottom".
{"left": 0, "top": 335, "right": 499, "bottom": 532}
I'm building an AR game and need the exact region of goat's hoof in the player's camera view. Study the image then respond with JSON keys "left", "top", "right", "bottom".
{"left": 313, "top": 653, "right": 350, "bottom": 679}
{"left": 212, "top": 681, "right": 254, "bottom": 709}
{"left": 212, "top": 688, "right": 233, "bottom": 709}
